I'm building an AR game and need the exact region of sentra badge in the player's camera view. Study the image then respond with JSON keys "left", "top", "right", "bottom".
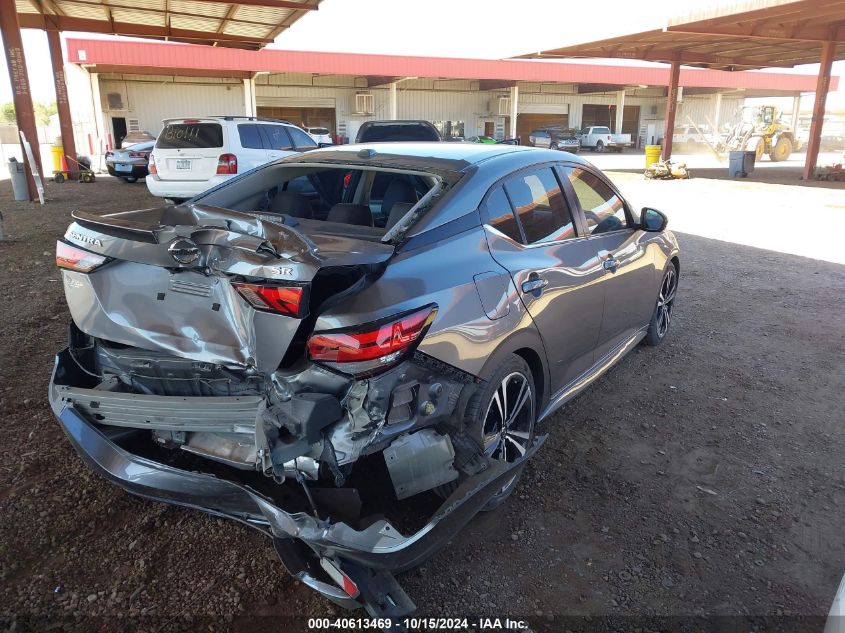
{"left": 69, "top": 231, "right": 103, "bottom": 247}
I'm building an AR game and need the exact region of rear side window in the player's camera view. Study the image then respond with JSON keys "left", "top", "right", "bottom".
{"left": 156, "top": 123, "right": 223, "bottom": 149}
{"left": 485, "top": 186, "right": 522, "bottom": 242}
{"left": 238, "top": 124, "right": 264, "bottom": 149}
{"left": 564, "top": 167, "right": 628, "bottom": 234}
{"left": 503, "top": 167, "right": 576, "bottom": 244}
{"left": 288, "top": 126, "right": 318, "bottom": 149}
{"left": 260, "top": 125, "right": 293, "bottom": 151}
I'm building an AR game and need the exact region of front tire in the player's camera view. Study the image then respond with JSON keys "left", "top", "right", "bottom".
{"left": 644, "top": 264, "right": 678, "bottom": 346}
{"left": 769, "top": 137, "right": 792, "bottom": 162}
{"left": 435, "top": 354, "right": 536, "bottom": 511}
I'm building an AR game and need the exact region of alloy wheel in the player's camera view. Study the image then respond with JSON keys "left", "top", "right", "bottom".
{"left": 656, "top": 267, "right": 677, "bottom": 338}
{"left": 482, "top": 371, "right": 534, "bottom": 466}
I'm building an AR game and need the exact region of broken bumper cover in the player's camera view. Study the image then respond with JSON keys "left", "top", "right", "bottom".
{"left": 48, "top": 352, "right": 545, "bottom": 603}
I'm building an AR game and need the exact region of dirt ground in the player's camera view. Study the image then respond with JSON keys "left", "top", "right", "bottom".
{"left": 1, "top": 174, "right": 843, "bottom": 632}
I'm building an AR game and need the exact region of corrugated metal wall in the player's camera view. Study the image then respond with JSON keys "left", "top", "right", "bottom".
{"left": 99, "top": 77, "right": 245, "bottom": 137}
{"left": 89, "top": 71, "right": 743, "bottom": 147}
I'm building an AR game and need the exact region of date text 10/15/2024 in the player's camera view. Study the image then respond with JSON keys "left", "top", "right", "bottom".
{"left": 307, "top": 617, "right": 531, "bottom": 630}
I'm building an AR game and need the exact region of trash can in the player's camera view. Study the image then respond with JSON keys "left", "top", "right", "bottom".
{"left": 729, "top": 150, "right": 756, "bottom": 178}
{"left": 8, "top": 158, "right": 30, "bottom": 201}
{"left": 51, "top": 143, "right": 68, "bottom": 182}
{"left": 645, "top": 145, "right": 662, "bottom": 168}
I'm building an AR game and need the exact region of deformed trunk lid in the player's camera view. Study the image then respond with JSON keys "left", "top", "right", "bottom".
{"left": 63, "top": 204, "right": 393, "bottom": 372}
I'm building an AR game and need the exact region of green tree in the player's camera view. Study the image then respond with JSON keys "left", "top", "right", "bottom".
{"left": 1, "top": 102, "right": 15, "bottom": 124}
{"left": 34, "top": 101, "right": 57, "bottom": 126}
{"left": 0, "top": 101, "right": 58, "bottom": 125}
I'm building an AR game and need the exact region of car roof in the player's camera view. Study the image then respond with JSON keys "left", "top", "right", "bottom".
{"left": 160, "top": 116, "right": 295, "bottom": 126}
{"left": 280, "top": 142, "right": 593, "bottom": 177}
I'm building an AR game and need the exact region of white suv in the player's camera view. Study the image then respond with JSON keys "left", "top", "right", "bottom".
{"left": 146, "top": 116, "right": 318, "bottom": 202}
{"left": 303, "top": 126, "right": 333, "bottom": 145}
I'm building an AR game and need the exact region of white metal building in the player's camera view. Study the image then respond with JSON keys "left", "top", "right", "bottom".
{"left": 60, "top": 38, "right": 822, "bottom": 162}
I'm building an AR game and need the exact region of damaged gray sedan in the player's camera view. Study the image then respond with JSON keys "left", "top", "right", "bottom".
{"left": 49, "top": 143, "right": 680, "bottom": 618}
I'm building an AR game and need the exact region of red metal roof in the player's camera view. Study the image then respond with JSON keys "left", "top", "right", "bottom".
{"left": 66, "top": 38, "right": 835, "bottom": 91}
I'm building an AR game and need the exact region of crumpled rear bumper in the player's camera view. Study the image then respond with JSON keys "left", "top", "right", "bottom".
{"left": 48, "top": 350, "right": 545, "bottom": 610}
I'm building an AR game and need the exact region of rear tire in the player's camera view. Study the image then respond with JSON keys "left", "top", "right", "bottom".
{"left": 643, "top": 264, "right": 678, "bottom": 346}
{"left": 435, "top": 354, "right": 536, "bottom": 511}
{"left": 596, "top": 141, "right": 605, "bottom": 153}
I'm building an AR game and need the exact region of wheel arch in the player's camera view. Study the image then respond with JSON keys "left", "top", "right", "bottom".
{"left": 478, "top": 328, "right": 550, "bottom": 409}
{"left": 512, "top": 346, "right": 546, "bottom": 409}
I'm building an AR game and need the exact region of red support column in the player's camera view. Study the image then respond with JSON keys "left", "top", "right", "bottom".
{"left": 0, "top": 0, "right": 42, "bottom": 200}
{"left": 802, "top": 41, "right": 835, "bottom": 181}
{"left": 47, "top": 29, "right": 78, "bottom": 179}
{"left": 661, "top": 60, "right": 681, "bottom": 161}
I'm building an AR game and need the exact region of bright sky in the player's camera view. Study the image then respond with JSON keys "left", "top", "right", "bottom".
{"left": 1, "top": 0, "right": 843, "bottom": 104}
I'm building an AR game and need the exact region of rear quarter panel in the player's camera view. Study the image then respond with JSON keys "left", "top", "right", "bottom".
{"left": 313, "top": 225, "right": 545, "bottom": 383}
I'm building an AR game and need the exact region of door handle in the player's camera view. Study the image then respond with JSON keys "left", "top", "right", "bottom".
{"left": 602, "top": 258, "right": 618, "bottom": 272}
{"left": 521, "top": 277, "right": 549, "bottom": 293}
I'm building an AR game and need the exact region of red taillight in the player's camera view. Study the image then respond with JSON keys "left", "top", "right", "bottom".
{"left": 148, "top": 154, "right": 157, "bottom": 175}
{"left": 216, "top": 153, "right": 238, "bottom": 175}
{"left": 129, "top": 150, "right": 149, "bottom": 158}
{"left": 342, "top": 171, "right": 352, "bottom": 190}
{"left": 105, "top": 150, "right": 113, "bottom": 159}
{"left": 607, "top": 135, "right": 612, "bottom": 141}
{"left": 233, "top": 283, "right": 304, "bottom": 317}
{"left": 307, "top": 305, "right": 437, "bottom": 377}
{"left": 56, "top": 241, "right": 108, "bottom": 273}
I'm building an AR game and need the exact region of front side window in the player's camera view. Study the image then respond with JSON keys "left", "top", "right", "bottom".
{"left": 503, "top": 167, "right": 576, "bottom": 244}
{"left": 564, "top": 167, "right": 628, "bottom": 234}
{"left": 288, "top": 126, "right": 318, "bottom": 149}
{"left": 260, "top": 125, "right": 293, "bottom": 151}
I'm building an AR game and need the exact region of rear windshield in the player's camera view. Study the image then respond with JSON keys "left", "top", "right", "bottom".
{"left": 196, "top": 164, "right": 444, "bottom": 240}
{"left": 309, "top": 128, "right": 330, "bottom": 135}
{"left": 356, "top": 123, "right": 440, "bottom": 143}
{"left": 156, "top": 123, "right": 224, "bottom": 149}
{"left": 592, "top": 127, "right": 611, "bottom": 134}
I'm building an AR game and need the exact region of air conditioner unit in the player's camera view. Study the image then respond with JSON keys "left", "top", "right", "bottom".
{"left": 497, "top": 96, "right": 512, "bottom": 116}
{"left": 353, "top": 93, "right": 374, "bottom": 115}
{"left": 105, "top": 91, "right": 127, "bottom": 111}
{"left": 127, "top": 118, "right": 141, "bottom": 132}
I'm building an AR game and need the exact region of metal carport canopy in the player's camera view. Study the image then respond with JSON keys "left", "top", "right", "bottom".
{"left": 14, "top": 0, "right": 321, "bottom": 49}
{"left": 1, "top": 0, "right": 321, "bottom": 202}
{"left": 519, "top": 0, "right": 845, "bottom": 177}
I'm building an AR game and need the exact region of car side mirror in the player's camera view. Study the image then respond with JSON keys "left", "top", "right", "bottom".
{"left": 641, "top": 207, "right": 667, "bottom": 232}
